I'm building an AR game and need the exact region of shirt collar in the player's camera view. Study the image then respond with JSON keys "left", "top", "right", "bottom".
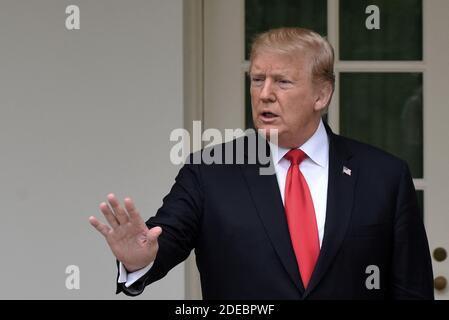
{"left": 269, "top": 119, "right": 329, "bottom": 168}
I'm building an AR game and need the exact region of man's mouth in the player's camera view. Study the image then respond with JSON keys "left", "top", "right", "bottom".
{"left": 261, "top": 111, "right": 278, "bottom": 118}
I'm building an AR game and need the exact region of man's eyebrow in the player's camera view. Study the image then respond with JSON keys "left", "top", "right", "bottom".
{"left": 250, "top": 72, "right": 294, "bottom": 79}
{"left": 272, "top": 72, "right": 293, "bottom": 78}
{"left": 249, "top": 72, "right": 265, "bottom": 77}
{"left": 249, "top": 70, "right": 292, "bottom": 76}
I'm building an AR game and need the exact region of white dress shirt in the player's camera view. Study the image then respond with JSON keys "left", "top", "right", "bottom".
{"left": 119, "top": 119, "right": 329, "bottom": 287}
{"left": 118, "top": 261, "right": 153, "bottom": 288}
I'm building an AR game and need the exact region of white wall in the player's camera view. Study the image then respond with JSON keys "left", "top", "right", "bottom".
{"left": 0, "top": 0, "right": 185, "bottom": 299}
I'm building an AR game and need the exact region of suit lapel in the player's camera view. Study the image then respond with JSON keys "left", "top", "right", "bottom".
{"left": 240, "top": 134, "right": 305, "bottom": 294}
{"left": 303, "top": 124, "right": 358, "bottom": 298}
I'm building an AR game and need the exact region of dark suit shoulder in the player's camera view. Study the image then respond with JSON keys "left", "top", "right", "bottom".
{"left": 334, "top": 133, "right": 408, "bottom": 172}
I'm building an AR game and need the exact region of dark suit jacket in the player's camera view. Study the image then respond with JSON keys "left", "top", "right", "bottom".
{"left": 117, "top": 123, "right": 434, "bottom": 299}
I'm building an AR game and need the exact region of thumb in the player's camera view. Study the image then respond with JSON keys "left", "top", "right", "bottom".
{"left": 147, "top": 226, "right": 162, "bottom": 243}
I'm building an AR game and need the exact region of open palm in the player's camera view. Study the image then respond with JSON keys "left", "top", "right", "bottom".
{"left": 89, "top": 193, "right": 162, "bottom": 272}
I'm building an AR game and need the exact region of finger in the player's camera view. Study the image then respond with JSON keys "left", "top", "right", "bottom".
{"left": 107, "top": 193, "right": 129, "bottom": 225}
{"left": 147, "top": 226, "right": 162, "bottom": 244}
{"left": 99, "top": 202, "right": 119, "bottom": 228}
{"left": 124, "top": 197, "right": 144, "bottom": 224}
{"left": 89, "top": 216, "right": 111, "bottom": 237}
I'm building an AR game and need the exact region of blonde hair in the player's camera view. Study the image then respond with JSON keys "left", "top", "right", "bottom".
{"left": 249, "top": 28, "right": 335, "bottom": 88}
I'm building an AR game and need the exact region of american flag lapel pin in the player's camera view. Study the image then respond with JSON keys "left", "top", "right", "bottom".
{"left": 343, "top": 166, "right": 351, "bottom": 176}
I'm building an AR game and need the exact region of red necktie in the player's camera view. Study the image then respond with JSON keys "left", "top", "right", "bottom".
{"left": 284, "top": 149, "right": 320, "bottom": 289}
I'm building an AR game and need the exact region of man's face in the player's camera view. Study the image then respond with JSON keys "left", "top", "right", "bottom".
{"left": 250, "top": 50, "right": 326, "bottom": 148}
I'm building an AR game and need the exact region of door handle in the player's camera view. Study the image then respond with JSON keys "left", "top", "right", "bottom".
{"left": 433, "top": 248, "right": 447, "bottom": 262}
{"left": 434, "top": 276, "right": 447, "bottom": 291}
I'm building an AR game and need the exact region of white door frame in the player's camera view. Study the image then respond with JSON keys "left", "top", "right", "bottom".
{"left": 183, "top": 0, "right": 204, "bottom": 300}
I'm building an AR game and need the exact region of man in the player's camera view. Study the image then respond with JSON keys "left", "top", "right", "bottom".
{"left": 89, "top": 28, "right": 434, "bottom": 299}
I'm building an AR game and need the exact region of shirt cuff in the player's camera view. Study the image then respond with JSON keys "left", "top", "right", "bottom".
{"left": 118, "top": 262, "right": 153, "bottom": 288}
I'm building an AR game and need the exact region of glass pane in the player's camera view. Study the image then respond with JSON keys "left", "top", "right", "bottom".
{"left": 340, "top": 73, "right": 423, "bottom": 178}
{"left": 340, "top": 0, "right": 422, "bottom": 60}
{"left": 416, "top": 190, "right": 424, "bottom": 220}
{"left": 245, "top": 0, "right": 327, "bottom": 59}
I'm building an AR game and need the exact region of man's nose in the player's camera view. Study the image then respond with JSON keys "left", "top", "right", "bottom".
{"left": 260, "top": 79, "right": 276, "bottom": 102}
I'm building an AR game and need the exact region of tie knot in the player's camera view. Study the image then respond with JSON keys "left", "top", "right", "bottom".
{"left": 284, "top": 149, "right": 307, "bottom": 165}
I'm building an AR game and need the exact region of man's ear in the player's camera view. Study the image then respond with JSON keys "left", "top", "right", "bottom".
{"left": 313, "top": 82, "right": 334, "bottom": 112}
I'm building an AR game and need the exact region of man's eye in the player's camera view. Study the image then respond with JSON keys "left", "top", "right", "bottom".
{"left": 278, "top": 80, "right": 293, "bottom": 88}
{"left": 251, "top": 78, "right": 264, "bottom": 86}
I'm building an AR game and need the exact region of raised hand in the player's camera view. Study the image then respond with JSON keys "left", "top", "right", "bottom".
{"left": 89, "top": 193, "right": 162, "bottom": 272}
